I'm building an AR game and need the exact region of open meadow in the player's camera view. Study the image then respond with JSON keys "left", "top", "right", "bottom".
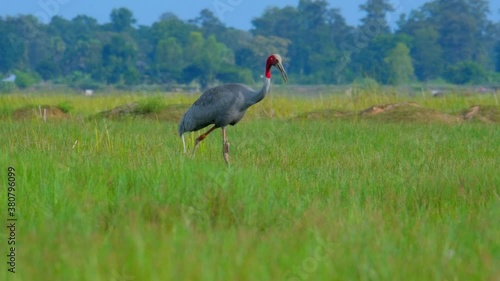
{"left": 0, "top": 87, "right": 499, "bottom": 281}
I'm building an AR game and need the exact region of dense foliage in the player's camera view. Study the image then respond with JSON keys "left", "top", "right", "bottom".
{"left": 1, "top": 0, "right": 499, "bottom": 89}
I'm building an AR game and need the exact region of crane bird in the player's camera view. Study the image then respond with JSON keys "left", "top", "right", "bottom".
{"left": 178, "top": 54, "right": 288, "bottom": 164}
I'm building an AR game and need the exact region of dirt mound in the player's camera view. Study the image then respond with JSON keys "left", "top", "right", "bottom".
{"left": 13, "top": 105, "right": 70, "bottom": 121}
{"left": 296, "top": 102, "right": 473, "bottom": 124}
{"left": 360, "top": 102, "right": 462, "bottom": 124}
{"left": 98, "top": 102, "right": 140, "bottom": 119}
{"left": 149, "top": 104, "right": 190, "bottom": 121}
{"left": 360, "top": 102, "right": 421, "bottom": 115}
{"left": 462, "top": 105, "right": 500, "bottom": 123}
{"left": 296, "top": 109, "right": 352, "bottom": 120}
{"left": 97, "top": 102, "right": 189, "bottom": 122}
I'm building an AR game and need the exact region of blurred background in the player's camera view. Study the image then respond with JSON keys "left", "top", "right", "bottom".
{"left": 1, "top": 0, "right": 500, "bottom": 92}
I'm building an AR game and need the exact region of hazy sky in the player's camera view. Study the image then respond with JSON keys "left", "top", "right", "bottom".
{"left": 1, "top": 0, "right": 499, "bottom": 30}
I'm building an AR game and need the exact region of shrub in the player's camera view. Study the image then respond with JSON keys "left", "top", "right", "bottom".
{"left": 444, "top": 61, "right": 488, "bottom": 85}
{"left": 135, "top": 96, "right": 166, "bottom": 114}
{"left": 0, "top": 82, "right": 15, "bottom": 93}
{"left": 353, "top": 77, "right": 381, "bottom": 91}
{"left": 57, "top": 101, "right": 73, "bottom": 113}
{"left": 14, "top": 71, "right": 40, "bottom": 89}
{"left": 67, "top": 71, "right": 103, "bottom": 90}
{"left": 216, "top": 65, "right": 254, "bottom": 85}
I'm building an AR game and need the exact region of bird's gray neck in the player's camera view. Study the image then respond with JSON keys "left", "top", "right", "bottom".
{"left": 247, "top": 77, "right": 271, "bottom": 105}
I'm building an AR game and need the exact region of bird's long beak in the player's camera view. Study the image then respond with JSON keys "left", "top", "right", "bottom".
{"left": 275, "top": 61, "right": 288, "bottom": 83}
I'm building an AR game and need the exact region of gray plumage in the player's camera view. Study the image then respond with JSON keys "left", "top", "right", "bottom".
{"left": 178, "top": 80, "right": 270, "bottom": 136}
{"left": 177, "top": 54, "right": 288, "bottom": 164}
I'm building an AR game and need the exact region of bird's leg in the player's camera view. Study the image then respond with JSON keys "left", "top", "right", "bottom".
{"left": 181, "top": 134, "right": 187, "bottom": 154}
{"left": 192, "top": 125, "right": 217, "bottom": 157}
{"left": 222, "top": 127, "right": 230, "bottom": 165}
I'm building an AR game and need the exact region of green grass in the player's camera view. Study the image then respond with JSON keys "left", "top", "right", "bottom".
{"left": 0, "top": 91, "right": 499, "bottom": 281}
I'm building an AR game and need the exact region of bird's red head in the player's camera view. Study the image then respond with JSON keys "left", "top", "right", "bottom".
{"left": 266, "top": 54, "right": 280, "bottom": 69}
{"left": 265, "top": 54, "right": 288, "bottom": 83}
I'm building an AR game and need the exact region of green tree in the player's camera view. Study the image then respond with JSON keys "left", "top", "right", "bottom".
{"left": 495, "top": 42, "right": 500, "bottom": 72}
{"left": 5, "top": 3, "right": 500, "bottom": 86}
{"left": 397, "top": 0, "right": 492, "bottom": 81}
{"left": 182, "top": 32, "right": 233, "bottom": 89}
{"left": 191, "top": 9, "right": 225, "bottom": 38}
{"left": 192, "top": 9, "right": 250, "bottom": 53}
{"left": 216, "top": 65, "right": 253, "bottom": 85}
{"left": 155, "top": 37, "right": 184, "bottom": 82}
{"left": 35, "top": 60, "right": 60, "bottom": 80}
{"left": 252, "top": 5, "right": 300, "bottom": 74}
{"left": 348, "top": 0, "right": 397, "bottom": 83}
{"left": 144, "top": 13, "right": 196, "bottom": 84}
{"left": 252, "top": 6, "right": 299, "bottom": 39}
{"left": 48, "top": 16, "right": 75, "bottom": 45}
{"left": 350, "top": 34, "right": 411, "bottom": 84}
{"left": 101, "top": 34, "right": 139, "bottom": 84}
{"left": 14, "top": 70, "right": 40, "bottom": 89}
{"left": 70, "top": 15, "right": 99, "bottom": 40}
{"left": 251, "top": 0, "right": 345, "bottom": 83}
{"left": 444, "top": 61, "right": 488, "bottom": 84}
{"left": 0, "top": 17, "right": 27, "bottom": 73}
{"left": 411, "top": 27, "right": 443, "bottom": 80}
{"left": 152, "top": 14, "right": 195, "bottom": 46}
{"left": 435, "top": 0, "right": 490, "bottom": 65}
{"left": 187, "top": 31, "right": 204, "bottom": 57}
{"left": 359, "top": 0, "right": 395, "bottom": 35}
{"left": 294, "top": 0, "right": 331, "bottom": 78}
{"left": 384, "top": 43, "right": 414, "bottom": 85}
{"left": 236, "top": 35, "right": 290, "bottom": 79}
{"left": 326, "top": 8, "right": 356, "bottom": 83}
{"left": 20, "top": 18, "right": 65, "bottom": 77}
{"left": 4, "top": 15, "right": 45, "bottom": 72}
{"left": 64, "top": 38, "right": 102, "bottom": 76}
{"left": 398, "top": 8, "right": 445, "bottom": 81}
{"left": 197, "top": 35, "right": 228, "bottom": 87}
{"left": 110, "top": 8, "right": 136, "bottom": 32}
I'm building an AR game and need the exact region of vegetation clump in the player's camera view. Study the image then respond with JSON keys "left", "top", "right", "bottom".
{"left": 12, "top": 105, "right": 70, "bottom": 120}
{"left": 295, "top": 102, "right": 500, "bottom": 124}
{"left": 97, "top": 97, "right": 189, "bottom": 121}
{"left": 462, "top": 105, "right": 500, "bottom": 123}
{"left": 360, "top": 102, "right": 461, "bottom": 124}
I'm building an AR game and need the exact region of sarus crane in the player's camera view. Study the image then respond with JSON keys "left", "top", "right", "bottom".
{"left": 178, "top": 54, "right": 288, "bottom": 164}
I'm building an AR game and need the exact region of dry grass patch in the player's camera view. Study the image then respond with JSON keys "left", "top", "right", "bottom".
{"left": 297, "top": 102, "right": 500, "bottom": 124}
{"left": 95, "top": 102, "right": 189, "bottom": 122}
{"left": 462, "top": 105, "right": 500, "bottom": 123}
{"left": 361, "top": 102, "right": 462, "bottom": 124}
{"left": 12, "top": 105, "right": 70, "bottom": 120}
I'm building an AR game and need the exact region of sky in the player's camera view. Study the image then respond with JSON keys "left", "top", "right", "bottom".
{"left": 0, "top": 0, "right": 499, "bottom": 31}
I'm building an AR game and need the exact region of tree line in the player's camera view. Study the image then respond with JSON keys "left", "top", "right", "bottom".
{"left": 1, "top": 0, "right": 499, "bottom": 91}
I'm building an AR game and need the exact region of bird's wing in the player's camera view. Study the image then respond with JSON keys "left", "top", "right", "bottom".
{"left": 179, "top": 84, "right": 256, "bottom": 133}
{"left": 193, "top": 84, "right": 248, "bottom": 107}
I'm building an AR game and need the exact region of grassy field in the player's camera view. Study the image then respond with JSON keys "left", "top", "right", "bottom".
{"left": 0, "top": 89, "right": 499, "bottom": 281}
